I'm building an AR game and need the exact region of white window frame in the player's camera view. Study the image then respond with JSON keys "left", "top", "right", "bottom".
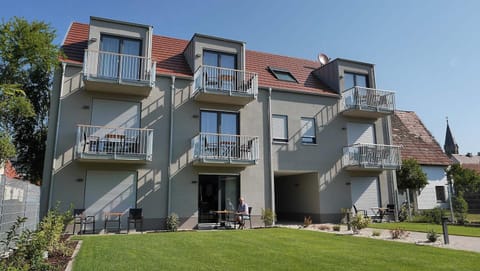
{"left": 272, "top": 114, "right": 288, "bottom": 143}
{"left": 301, "top": 117, "right": 316, "bottom": 144}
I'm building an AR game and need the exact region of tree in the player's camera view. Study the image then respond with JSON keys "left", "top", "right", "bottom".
{"left": 0, "top": 17, "right": 59, "bottom": 182}
{"left": 447, "top": 163, "right": 480, "bottom": 195}
{"left": 397, "top": 158, "right": 428, "bottom": 191}
{"left": 0, "top": 85, "right": 35, "bottom": 163}
{"left": 396, "top": 158, "right": 428, "bottom": 217}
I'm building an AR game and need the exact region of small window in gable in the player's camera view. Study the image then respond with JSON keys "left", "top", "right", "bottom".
{"left": 268, "top": 67, "right": 298, "bottom": 83}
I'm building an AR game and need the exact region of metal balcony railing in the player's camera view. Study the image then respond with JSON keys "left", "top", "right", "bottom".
{"left": 342, "top": 86, "right": 395, "bottom": 112}
{"left": 192, "top": 133, "right": 259, "bottom": 162}
{"left": 83, "top": 50, "right": 156, "bottom": 87}
{"left": 76, "top": 125, "right": 153, "bottom": 161}
{"left": 193, "top": 65, "right": 258, "bottom": 96}
{"left": 343, "top": 143, "right": 401, "bottom": 169}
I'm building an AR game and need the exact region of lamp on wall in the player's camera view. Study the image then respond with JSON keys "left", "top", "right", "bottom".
{"left": 89, "top": 37, "right": 97, "bottom": 43}
{"left": 195, "top": 53, "right": 201, "bottom": 58}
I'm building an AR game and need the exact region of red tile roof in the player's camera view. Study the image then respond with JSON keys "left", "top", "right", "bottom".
{"left": 392, "top": 110, "right": 451, "bottom": 166}
{"left": 61, "top": 22, "right": 336, "bottom": 96}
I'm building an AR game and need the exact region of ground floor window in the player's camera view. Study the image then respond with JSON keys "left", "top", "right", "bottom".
{"left": 435, "top": 186, "right": 446, "bottom": 202}
{"left": 198, "top": 175, "right": 239, "bottom": 223}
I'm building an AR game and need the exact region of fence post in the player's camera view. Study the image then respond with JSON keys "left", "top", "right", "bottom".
{"left": 0, "top": 175, "right": 5, "bottom": 233}
{"left": 23, "top": 182, "right": 29, "bottom": 231}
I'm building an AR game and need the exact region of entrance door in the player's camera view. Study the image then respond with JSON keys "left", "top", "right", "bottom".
{"left": 198, "top": 175, "right": 239, "bottom": 223}
{"left": 351, "top": 177, "right": 380, "bottom": 216}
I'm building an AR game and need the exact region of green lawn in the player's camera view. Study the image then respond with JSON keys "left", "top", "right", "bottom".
{"left": 73, "top": 228, "right": 479, "bottom": 271}
{"left": 368, "top": 222, "right": 480, "bottom": 237}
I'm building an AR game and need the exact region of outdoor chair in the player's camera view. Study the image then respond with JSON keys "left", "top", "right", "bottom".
{"left": 127, "top": 208, "right": 143, "bottom": 233}
{"left": 239, "top": 207, "right": 252, "bottom": 229}
{"left": 385, "top": 204, "right": 395, "bottom": 221}
{"left": 73, "top": 208, "right": 95, "bottom": 234}
{"left": 353, "top": 205, "right": 368, "bottom": 218}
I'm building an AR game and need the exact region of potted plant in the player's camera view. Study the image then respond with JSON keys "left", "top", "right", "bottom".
{"left": 261, "top": 208, "right": 276, "bottom": 227}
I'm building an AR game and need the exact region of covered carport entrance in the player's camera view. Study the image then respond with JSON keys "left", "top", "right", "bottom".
{"left": 274, "top": 171, "right": 320, "bottom": 224}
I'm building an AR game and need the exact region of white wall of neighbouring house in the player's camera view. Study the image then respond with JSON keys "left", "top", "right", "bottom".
{"left": 406, "top": 165, "right": 449, "bottom": 210}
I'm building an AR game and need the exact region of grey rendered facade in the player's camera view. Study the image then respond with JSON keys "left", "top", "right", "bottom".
{"left": 41, "top": 17, "right": 400, "bottom": 231}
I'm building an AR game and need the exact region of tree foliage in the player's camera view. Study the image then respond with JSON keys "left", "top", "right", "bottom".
{"left": 0, "top": 84, "right": 35, "bottom": 163}
{"left": 0, "top": 17, "right": 59, "bottom": 182}
{"left": 447, "top": 163, "right": 480, "bottom": 194}
{"left": 396, "top": 158, "right": 428, "bottom": 190}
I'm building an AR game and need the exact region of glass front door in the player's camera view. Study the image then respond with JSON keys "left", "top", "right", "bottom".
{"left": 198, "top": 175, "right": 240, "bottom": 223}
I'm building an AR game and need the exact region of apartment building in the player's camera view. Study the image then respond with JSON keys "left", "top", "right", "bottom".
{"left": 41, "top": 17, "right": 401, "bottom": 231}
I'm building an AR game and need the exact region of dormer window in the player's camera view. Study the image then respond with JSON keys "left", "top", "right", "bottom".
{"left": 99, "top": 35, "right": 142, "bottom": 80}
{"left": 203, "top": 50, "right": 236, "bottom": 69}
{"left": 344, "top": 72, "right": 368, "bottom": 90}
{"left": 268, "top": 67, "right": 298, "bottom": 83}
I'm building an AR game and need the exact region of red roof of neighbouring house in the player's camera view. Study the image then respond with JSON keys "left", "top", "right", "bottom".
{"left": 61, "top": 22, "right": 336, "bottom": 96}
{"left": 392, "top": 110, "right": 451, "bottom": 166}
{"left": 3, "top": 160, "right": 21, "bottom": 179}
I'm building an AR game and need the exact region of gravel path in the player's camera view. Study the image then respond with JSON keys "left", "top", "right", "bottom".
{"left": 279, "top": 224, "right": 480, "bottom": 253}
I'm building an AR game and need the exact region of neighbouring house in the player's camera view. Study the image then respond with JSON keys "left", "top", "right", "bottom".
{"left": 444, "top": 122, "right": 480, "bottom": 213}
{"left": 392, "top": 110, "right": 452, "bottom": 210}
{"left": 41, "top": 16, "right": 401, "bottom": 231}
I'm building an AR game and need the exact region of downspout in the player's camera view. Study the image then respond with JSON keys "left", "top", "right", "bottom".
{"left": 268, "top": 87, "right": 275, "bottom": 224}
{"left": 167, "top": 75, "right": 176, "bottom": 215}
{"left": 48, "top": 62, "right": 66, "bottom": 211}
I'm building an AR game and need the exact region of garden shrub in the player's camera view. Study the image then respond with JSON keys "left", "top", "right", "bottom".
{"left": 426, "top": 229, "right": 439, "bottom": 242}
{"left": 0, "top": 206, "right": 74, "bottom": 271}
{"left": 303, "top": 216, "right": 312, "bottom": 228}
{"left": 332, "top": 225, "right": 341, "bottom": 231}
{"left": 390, "top": 228, "right": 408, "bottom": 239}
{"left": 453, "top": 194, "right": 468, "bottom": 224}
{"left": 351, "top": 214, "right": 370, "bottom": 233}
{"left": 261, "top": 208, "right": 276, "bottom": 227}
{"left": 166, "top": 213, "right": 179, "bottom": 232}
{"left": 372, "top": 230, "right": 381, "bottom": 237}
{"left": 413, "top": 207, "right": 446, "bottom": 224}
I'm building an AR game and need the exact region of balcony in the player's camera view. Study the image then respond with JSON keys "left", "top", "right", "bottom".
{"left": 75, "top": 125, "right": 153, "bottom": 163}
{"left": 193, "top": 65, "right": 258, "bottom": 105}
{"left": 341, "top": 87, "right": 395, "bottom": 118}
{"left": 343, "top": 143, "right": 401, "bottom": 171}
{"left": 83, "top": 50, "right": 156, "bottom": 96}
{"left": 192, "top": 133, "right": 259, "bottom": 166}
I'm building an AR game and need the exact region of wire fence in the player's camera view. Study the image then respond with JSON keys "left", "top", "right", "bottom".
{"left": 0, "top": 174, "right": 40, "bottom": 246}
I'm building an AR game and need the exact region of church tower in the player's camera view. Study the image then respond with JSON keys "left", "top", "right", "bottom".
{"left": 444, "top": 118, "right": 459, "bottom": 156}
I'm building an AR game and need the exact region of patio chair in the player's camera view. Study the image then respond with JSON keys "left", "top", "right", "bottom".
{"left": 127, "top": 208, "right": 143, "bottom": 233}
{"left": 239, "top": 207, "right": 252, "bottom": 229}
{"left": 73, "top": 208, "right": 95, "bottom": 234}
{"left": 385, "top": 204, "right": 395, "bottom": 221}
{"left": 353, "top": 205, "right": 368, "bottom": 218}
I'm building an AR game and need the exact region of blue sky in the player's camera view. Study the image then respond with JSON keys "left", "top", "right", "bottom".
{"left": 2, "top": 0, "right": 479, "bottom": 153}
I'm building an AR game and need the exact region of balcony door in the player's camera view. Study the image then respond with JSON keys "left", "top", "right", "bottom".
{"left": 344, "top": 72, "right": 368, "bottom": 90}
{"left": 99, "top": 35, "right": 142, "bottom": 80}
{"left": 203, "top": 51, "right": 237, "bottom": 90}
{"left": 200, "top": 110, "right": 239, "bottom": 158}
{"left": 198, "top": 174, "right": 240, "bottom": 224}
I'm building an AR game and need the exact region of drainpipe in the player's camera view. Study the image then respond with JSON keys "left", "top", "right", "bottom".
{"left": 268, "top": 87, "right": 275, "bottom": 225}
{"left": 167, "top": 75, "right": 176, "bottom": 215}
{"left": 47, "top": 62, "right": 66, "bottom": 211}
